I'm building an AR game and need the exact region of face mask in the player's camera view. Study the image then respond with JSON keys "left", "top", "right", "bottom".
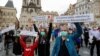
{"left": 60, "top": 31, "right": 68, "bottom": 37}
{"left": 40, "top": 32, "right": 46, "bottom": 36}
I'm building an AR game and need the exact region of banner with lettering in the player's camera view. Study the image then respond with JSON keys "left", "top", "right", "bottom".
{"left": 20, "top": 30, "right": 38, "bottom": 37}
{"left": 1, "top": 25, "right": 15, "bottom": 34}
{"left": 54, "top": 14, "right": 94, "bottom": 23}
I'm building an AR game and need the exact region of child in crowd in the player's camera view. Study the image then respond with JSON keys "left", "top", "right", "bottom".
{"left": 19, "top": 35, "right": 38, "bottom": 56}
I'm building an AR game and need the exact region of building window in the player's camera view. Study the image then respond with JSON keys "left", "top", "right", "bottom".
{"left": 22, "top": 16, "right": 26, "bottom": 17}
{"left": 37, "top": 0, "right": 39, "bottom": 5}
{"left": 79, "top": 7, "right": 81, "bottom": 10}
{"left": 12, "top": 13, "right": 13, "bottom": 16}
{"left": 85, "top": 5, "right": 87, "bottom": 8}
{"left": 0, "top": 13, "right": 1, "bottom": 16}
{"left": 76, "top": 8, "right": 78, "bottom": 12}
{"left": 99, "top": 10, "right": 100, "bottom": 14}
{"left": 83, "top": 6, "right": 84, "bottom": 9}
{"left": 7, "top": 13, "right": 9, "bottom": 16}
{"left": 86, "top": 11, "right": 88, "bottom": 14}
{"left": 2, "top": 13, "right": 5, "bottom": 16}
{"left": 83, "top": 12, "right": 84, "bottom": 14}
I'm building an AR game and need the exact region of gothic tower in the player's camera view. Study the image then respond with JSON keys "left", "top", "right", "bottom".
{"left": 19, "top": 0, "right": 41, "bottom": 27}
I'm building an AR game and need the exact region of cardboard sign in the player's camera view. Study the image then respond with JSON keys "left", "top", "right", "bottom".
{"left": 54, "top": 14, "right": 94, "bottom": 23}
{"left": 1, "top": 25, "right": 15, "bottom": 34}
{"left": 20, "top": 30, "right": 38, "bottom": 37}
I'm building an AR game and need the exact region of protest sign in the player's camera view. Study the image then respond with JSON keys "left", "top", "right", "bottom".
{"left": 1, "top": 25, "right": 15, "bottom": 34}
{"left": 54, "top": 14, "right": 94, "bottom": 23}
{"left": 20, "top": 30, "right": 38, "bottom": 37}
{"left": 32, "top": 16, "right": 48, "bottom": 22}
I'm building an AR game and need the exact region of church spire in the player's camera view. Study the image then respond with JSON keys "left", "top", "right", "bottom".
{"left": 5, "top": 0, "right": 14, "bottom": 8}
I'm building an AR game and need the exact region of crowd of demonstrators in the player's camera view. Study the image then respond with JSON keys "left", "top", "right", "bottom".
{"left": 0, "top": 21, "right": 100, "bottom": 56}
{"left": 0, "top": 22, "right": 81, "bottom": 56}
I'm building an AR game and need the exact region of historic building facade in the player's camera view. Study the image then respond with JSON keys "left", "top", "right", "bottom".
{"left": 0, "top": 0, "right": 17, "bottom": 29}
{"left": 91, "top": 0, "right": 100, "bottom": 24}
{"left": 64, "top": 4, "right": 75, "bottom": 15}
{"left": 19, "top": 0, "right": 41, "bottom": 27}
{"left": 39, "top": 11, "right": 58, "bottom": 17}
{"left": 75, "top": 0, "right": 91, "bottom": 15}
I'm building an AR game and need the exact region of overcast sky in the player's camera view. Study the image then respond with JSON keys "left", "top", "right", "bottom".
{"left": 0, "top": 0, "right": 77, "bottom": 18}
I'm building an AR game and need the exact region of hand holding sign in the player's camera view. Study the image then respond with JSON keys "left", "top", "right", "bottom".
{"left": 48, "top": 15, "right": 53, "bottom": 23}
{"left": 35, "top": 35, "right": 39, "bottom": 42}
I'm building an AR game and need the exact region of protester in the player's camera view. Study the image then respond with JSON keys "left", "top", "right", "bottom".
{"left": 51, "top": 24, "right": 60, "bottom": 42}
{"left": 89, "top": 26, "right": 100, "bottom": 56}
{"left": 83, "top": 26, "right": 90, "bottom": 47}
{"left": 33, "top": 20, "right": 52, "bottom": 56}
{"left": 52, "top": 24, "right": 60, "bottom": 38}
{"left": 19, "top": 35, "right": 38, "bottom": 56}
{"left": 4, "top": 32, "right": 10, "bottom": 50}
{"left": 52, "top": 23, "right": 82, "bottom": 56}
{"left": 0, "top": 30, "right": 2, "bottom": 42}
{"left": 13, "top": 37, "right": 22, "bottom": 56}
{"left": 68, "top": 28, "right": 81, "bottom": 55}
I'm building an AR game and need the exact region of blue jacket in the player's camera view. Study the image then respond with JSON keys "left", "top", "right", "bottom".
{"left": 52, "top": 29, "right": 60, "bottom": 38}
{"left": 52, "top": 23, "right": 82, "bottom": 56}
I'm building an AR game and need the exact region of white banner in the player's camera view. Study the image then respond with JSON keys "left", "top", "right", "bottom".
{"left": 33, "top": 16, "right": 48, "bottom": 22}
{"left": 1, "top": 25, "right": 15, "bottom": 34}
{"left": 54, "top": 14, "right": 94, "bottom": 23}
{"left": 20, "top": 30, "right": 38, "bottom": 37}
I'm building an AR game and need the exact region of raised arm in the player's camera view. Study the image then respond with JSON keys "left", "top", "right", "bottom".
{"left": 47, "top": 23, "right": 52, "bottom": 41}
{"left": 33, "top": 24, "right": 39, "bottom": 32}
{"left": 33, "top": 24, "right": 40, "bottom": 35}
{"left": 71, "top": 23, "right": 82, "bottom": 39}
{"left": 32, "top": 37, "right": 39, "bottom": 49}
{"left": 19, "top": 36, "right": 26, "bottom": 48}
{"left": 32, "top": 40, "right": 38, "bottom": 49}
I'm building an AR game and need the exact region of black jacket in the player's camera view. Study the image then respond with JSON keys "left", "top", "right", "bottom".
{"left": 33, "top": 23, "right": 52, "bottom": 56}
{"left": 13, "top": 37, "right": 22, "bottom": 55}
